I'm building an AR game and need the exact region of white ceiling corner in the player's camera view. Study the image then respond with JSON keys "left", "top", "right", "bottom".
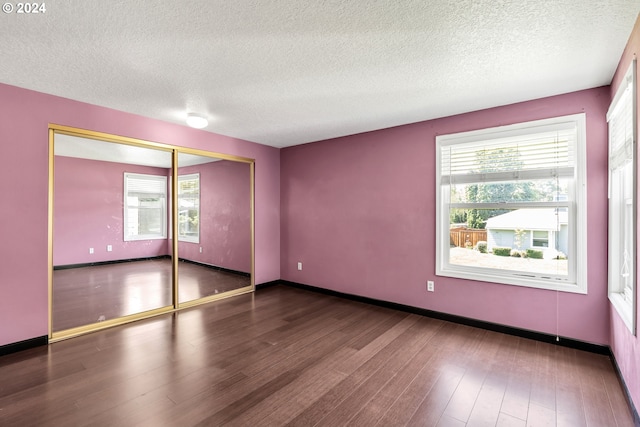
{"left": 1, "top": 1, "right": 638, "bottom": 148}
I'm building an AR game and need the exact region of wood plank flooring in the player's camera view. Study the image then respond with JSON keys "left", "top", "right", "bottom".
{"left": 53, "top": 259, "right": 251, "bottom": 331}
{"left": 1, "top": 285, "right": 635, "bottom": 426}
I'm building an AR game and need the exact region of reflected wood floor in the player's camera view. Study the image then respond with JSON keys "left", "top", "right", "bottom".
{"left": 1, "top": 285, "right": 635, "bottom": 426}
{"left": 53, "top": 259, "right": 251, "bottom": 331}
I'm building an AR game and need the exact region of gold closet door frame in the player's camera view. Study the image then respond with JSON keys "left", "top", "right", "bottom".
{"left": 48, "top": 124, "right": 255, "bottom": 342}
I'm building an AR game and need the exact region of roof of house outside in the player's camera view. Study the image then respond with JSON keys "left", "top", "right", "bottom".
{"left": 485, "top": 208, "right": 568, "bottom": 231}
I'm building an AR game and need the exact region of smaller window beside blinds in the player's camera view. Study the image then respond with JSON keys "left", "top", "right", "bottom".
{"left": 178, "top": 173, "right": 200, "bottom": 243}
{"left": 607, "top": 59, "right": 637, "bottom": 335}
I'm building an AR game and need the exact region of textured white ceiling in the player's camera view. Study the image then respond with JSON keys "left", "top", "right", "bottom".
{"left": 1, "top": 1, "right": 638, "bottom": 148}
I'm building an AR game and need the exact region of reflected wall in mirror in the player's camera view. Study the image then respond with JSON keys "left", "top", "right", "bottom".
{"left": 177, "top": 153, "right": 252, "bottom": 305}
{"left": 52, "top": 134, "right": 174, "bottom": 333}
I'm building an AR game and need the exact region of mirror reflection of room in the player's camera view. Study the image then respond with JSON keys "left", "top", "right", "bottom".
{"left": 177, "top": 153, "right": 252, "bottom": 305}
{"left": 52, "top": 135, "right": 252, "bottom": 334}
{"left": 52, "top": 137, "right": 173, "bottom": 332}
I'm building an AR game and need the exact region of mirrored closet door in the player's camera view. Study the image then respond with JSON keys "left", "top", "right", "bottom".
{"left": 177, "top": 152, "right": 253, "bottom": 306}
{"left": 49, "top": 126, "right": 254, "bottom": 341}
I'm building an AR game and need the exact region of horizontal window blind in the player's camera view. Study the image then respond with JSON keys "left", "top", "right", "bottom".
{"left": 125, "top": 173, "right": 167, "bottom": 194}
{"left": 608, "top": 78, "right": 634, "bottom": 171}
{"left": 441, "top": 124, "right": 577, "bottom": 185}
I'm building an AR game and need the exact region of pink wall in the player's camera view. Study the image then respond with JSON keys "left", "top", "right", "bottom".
{"left": 0, "top": 83, "right": 280, "bottom": 347}
{"left": 177, "top": 160, "right": 252, "bottom": 273}
{"left": 53, "top": 157, "right": 251, "bottom": 273}
{"left": 53, "top": 156, "right": 171, "bottom": 265}
{"left": 609, "top": 13, "right": 640, "bottom": 416}
{"left": 281, "top": 87, "right": 610, "bottom": 346}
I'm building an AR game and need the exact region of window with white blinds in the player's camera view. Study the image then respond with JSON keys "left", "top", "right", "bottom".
{"left": 124, "top": 173, "right": 167, "bottom": 241}
{"left": 608, "top": 60, "right": 637, "bottom": 335}
{"left": 436, "top": 114, "right": 587, "bottom": 293}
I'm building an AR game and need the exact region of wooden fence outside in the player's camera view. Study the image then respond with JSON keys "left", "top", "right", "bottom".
{"left": 450, "top": 227, "right": 487, "bottom": 248}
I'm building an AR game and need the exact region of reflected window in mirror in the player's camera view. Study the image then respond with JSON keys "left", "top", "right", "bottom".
{"left": 178, "top": 173, "right": 200, "bottom": 243}
{"left": 124, "top": 173, "right": 168, "bottom": 241}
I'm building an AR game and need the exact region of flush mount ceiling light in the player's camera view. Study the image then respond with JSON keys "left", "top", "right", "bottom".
{"left": 186, "top": 113, "right": 208, "bottom": 129}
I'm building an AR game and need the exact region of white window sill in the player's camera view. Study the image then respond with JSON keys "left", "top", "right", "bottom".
{"left": 178, "top": 237, "right": 200, "bottom": 244}
{"left": 609, "top": 292, "right": 635, "bottom": 334}
{"left": 437, "top": 266, "right": 586, "bottom": 294}
{"left": 124, "top": 235, "right": 167, "bottom": 241}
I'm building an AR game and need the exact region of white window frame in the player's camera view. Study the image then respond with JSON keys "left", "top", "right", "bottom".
{"left": 124, "top": 173, "right": 167, "bottom": 241}
{"left": 608, "top": 60, "right": 637, "bottom": 335}
{"left": 435, "top": 114, "right": 587, "bottom": 293}
{"left": 177, "top": 173, "right": 200, "bottom": 244}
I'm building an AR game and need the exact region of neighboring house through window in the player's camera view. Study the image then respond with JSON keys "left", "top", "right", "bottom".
{"left": 485, "top": 208, "right": 567, "bottom": 255}
{"left": 436, "top": 114, "right": 587, "bottom": 293}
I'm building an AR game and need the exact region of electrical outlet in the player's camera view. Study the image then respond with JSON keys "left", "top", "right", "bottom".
{"left": 297, "top": 262, "right": 303, "bottom": 271}
{"left": 427, "top": 280, "right": 435, "bottom": 292}
{"left": 199, "top": 247, "right": 203, "bottom": 253}
{"left": 89, "top": 247, "right": 94, "bottom": 254}
{"left": 107, "top": 245, "right": 112, "bottom": 252}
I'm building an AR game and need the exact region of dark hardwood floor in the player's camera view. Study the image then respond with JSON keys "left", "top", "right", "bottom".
{"left": 1, "top": 285, "right": 635, "bottom": 426}
{"left": 53, "top": 259, "right": 251, "bottom": 331}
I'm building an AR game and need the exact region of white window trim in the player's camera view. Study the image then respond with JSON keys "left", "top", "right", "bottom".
{"left": 124, "top": 173, "right": 168, "bottom": 241}
{"left": 608, "top": 60, "right": 637, "bottom": 335}
{"left": 531, "top": 230, "right": 551, "bottom": 248}
{"left": 435, "top": 113, "right": 587, "bottom": 294}
{"left": 178, "top": 173, "right": 200, "bottom": 244}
